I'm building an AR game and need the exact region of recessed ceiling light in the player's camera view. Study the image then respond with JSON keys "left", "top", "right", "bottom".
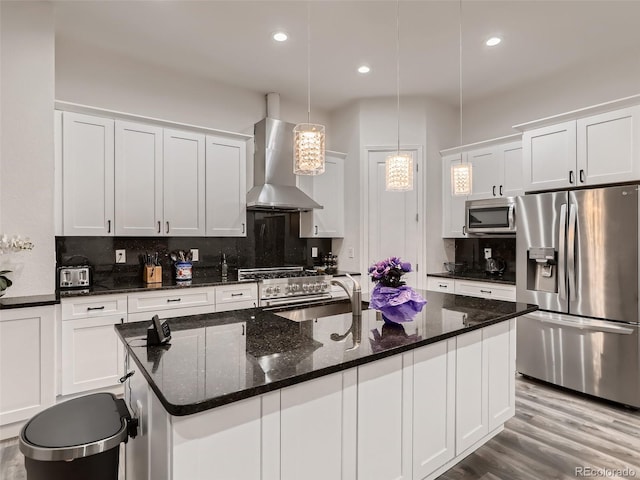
{"left": 358, "top": 65, "right": 371, "bottom": 74}
{"left": 273, "top": 32, "right": 288, "bottom": 42}
{"left": 486, "top": 36, "right": 502, "bottom": 47}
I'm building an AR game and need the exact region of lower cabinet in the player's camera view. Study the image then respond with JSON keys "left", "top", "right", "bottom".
{"left": 0, "top": 306, "right": 56, "bottom": 438}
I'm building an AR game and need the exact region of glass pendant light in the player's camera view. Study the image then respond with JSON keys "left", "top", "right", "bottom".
{"left": 294, "top": 2, "right": 325, "bottom": 176}
{"left": 451, "top": 0, "right": 472, "bottom": 196}
{"left": 385, "top": 0, "right": 413, "bottom": 192}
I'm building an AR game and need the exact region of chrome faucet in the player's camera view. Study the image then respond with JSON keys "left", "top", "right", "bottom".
{"left": 330, "top": 274, "right": 361, "bottom": 317}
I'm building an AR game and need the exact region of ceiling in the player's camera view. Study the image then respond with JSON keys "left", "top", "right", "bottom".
{"left": 53, "top": 0, "right": 640, "bottom": 112}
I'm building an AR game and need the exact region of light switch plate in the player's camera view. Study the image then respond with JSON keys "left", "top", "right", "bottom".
{"left": 348, "top": 247, "right": 355, "bottom": 258}
{"left": 115, "top": 249, "right": 126, "bottom": 264}
{"left": 191, "top": 249, "right": 199, "bottom": 262}
{"left": 311, "top": 247, "right": 318, "bottom": 258}
{"left": 484, "top": 248, "right": 492, "bottom": 259}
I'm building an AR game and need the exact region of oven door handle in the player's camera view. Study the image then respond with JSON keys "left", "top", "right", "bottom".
{"left": 262, "top": 294, "right": 333, "bottom": 309}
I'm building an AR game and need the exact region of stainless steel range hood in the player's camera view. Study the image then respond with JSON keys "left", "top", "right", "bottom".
{"left": 247, "top": 117, "right": 323, "bottom": 212}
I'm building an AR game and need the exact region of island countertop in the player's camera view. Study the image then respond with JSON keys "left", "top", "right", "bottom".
{"left": 116, "top": 290, "right": 536, "bottom": 416}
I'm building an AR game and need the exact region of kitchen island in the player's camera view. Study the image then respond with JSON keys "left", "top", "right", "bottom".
{"left": 116, "top": 291, "right": 536, "bottom": 480}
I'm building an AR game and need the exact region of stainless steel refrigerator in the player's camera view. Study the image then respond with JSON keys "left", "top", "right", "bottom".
{"left": 516, "top": 184, "right": 640, "bottom": 407}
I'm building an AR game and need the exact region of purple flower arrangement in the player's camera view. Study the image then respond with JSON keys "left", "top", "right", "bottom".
{"left": 368, "top": 256, "right": 412, "bottom": 288}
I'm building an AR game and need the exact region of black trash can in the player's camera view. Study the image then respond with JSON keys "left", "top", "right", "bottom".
{"left": 19, "top": 392, "right": 134, "bottom": 480}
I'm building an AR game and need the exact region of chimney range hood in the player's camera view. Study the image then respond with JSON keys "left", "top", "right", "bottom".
{"left": 247, "top": 117, "right": 323, "bottom": 212}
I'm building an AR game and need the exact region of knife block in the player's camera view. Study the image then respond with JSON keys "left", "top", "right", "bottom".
{"left": 143, "top": 266, "right": 162, "bottom": 284}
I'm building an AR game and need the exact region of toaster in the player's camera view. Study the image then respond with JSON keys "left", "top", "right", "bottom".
{"left": 58, "top": 266, "right": 91, "bottom": 288}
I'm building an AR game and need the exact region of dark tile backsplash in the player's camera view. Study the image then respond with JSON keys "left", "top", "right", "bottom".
{"left": 454, "top": 238, "right": 516, "bottom": 274}
{"left": 56, "top": 212, "right": 332, "bottom": 282}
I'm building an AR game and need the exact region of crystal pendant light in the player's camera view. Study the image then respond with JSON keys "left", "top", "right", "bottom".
{"left": 451, "top": 0, "right": 472, "bottom": 196}
{"left": 294, "top": 3, "right": 325, "bottom": 176}
{"left": 385, "top": 0, "right": 413, "bottom": 192}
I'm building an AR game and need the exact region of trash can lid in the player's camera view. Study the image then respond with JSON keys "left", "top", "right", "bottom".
{"left": 19, "top": 393, "right": 129, "bottom": 462}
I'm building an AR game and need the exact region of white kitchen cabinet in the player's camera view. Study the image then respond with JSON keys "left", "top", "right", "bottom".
{"left": 357, "top": 353, "right": 413, "bottom": 480}
{"left": 62, "top": 112, "right": 115, "bottom": 236}
{"left": 60, "top": 295, "right": 127, "bottom": 395}
{"left": 299, "top": 152, "right": 345, "bottom": 238}
{"left": 205, "top": 135, "right": 248, "bottom": 237}
{"left": 280, "top": 369, "right": 357, "bottom": 480}
{"left": 501, "top": 141, "right": 524, "bottom": 197}
{"left": 127, "top": 287, "right": 215, "bottom": 322}
{"left": 114, "top": 120, "right": 164, "bottom": 236}
{"left": 486, "top": 319, "right": 516, "bottom": 431}
{"left": 214, "top": 283, "right": 258, "bottom": 312}
{"left": 413, "top": 339, "right": 456, "bottom": 479}
{"left": 163, "top": 128, "right": 206, "bottom": 236}
{"left": 454, "top": 279, "right": 516, "bottom": 302}
{"left": 0, "top": 306, "right": 55, "bottom": 438}
{"left": 466, "top": 146, "right": 500, "bottom": 201}
{"left": 426, "top": 276, "right": 455, "bottom": 294}
{"left": 441, "top": 153, "right": 467, "bottom": 238}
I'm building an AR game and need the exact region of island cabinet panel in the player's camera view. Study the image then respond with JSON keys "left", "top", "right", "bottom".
{"left": 357, "top": 353, "right": 413, "bottom": 480}
{"left": 412, "top": 339, "right": 456, "bottom": 479}
{"left": 280, "top": 369, "right": 357, "bottom": 480}
{"left": 455, "top": 329, "right": 489, "bottom": 455}
{"left": 486, "top": 319, "right": 516, "bottom": 431}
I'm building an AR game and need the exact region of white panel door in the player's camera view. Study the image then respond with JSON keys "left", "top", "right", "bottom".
{"left": 115, "top": 121, "right": 163, "bottom": 236}
{"left": 62, "top": 112, "right": 115, "bottom": 235}
{"left": 501, "top": 141, "right": 524, "bottom": 197}
{"left": 486, "top": 319, "right": 516, "bottom": 431}
{"left": 522, "top": 121, "right": 577, "bottom": 192}
{"left": 442, "top": 154, "right": 467, "bottom": 238}
{"left": 466, "top": 146, "right": 500, "bottom": 200}
{"left": 300, "top": 154, "right": 345, "bottom": 237}
{"left": 577, "top": 106, "right": 640, "bottom": 186}
{"left": 413, "top": 339, "right": 456, "bottom": 479}
{"left": 163, "top": 128, "right": 206, "bottom": 236}
{"left": 0, "top": 306, "right": 55, "bottom": 427}
{"left": 368, "top": 150, "right": 419, "bottom": 285}
{"left": 358, "top": 353, "right": 412, "bottom": 480}
{"left": 455, "top": 329, "right": 489, "bottom": 455}
{"left": 205, "top": 135, "right": 247, "bottom": 237}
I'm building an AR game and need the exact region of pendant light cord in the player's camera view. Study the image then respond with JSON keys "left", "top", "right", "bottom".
{"left": 459, "top": 0, "right": 463, "bottom": 145}
{"left": 307, "top": 1, "right": 311, "bottom": 124}
{"left": 396, "top": 0, "right": 401, "bottom": 154}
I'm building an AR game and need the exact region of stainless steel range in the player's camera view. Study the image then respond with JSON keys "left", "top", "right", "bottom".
{"left": 238, "top": 267, "right": 332, "bottom": 307}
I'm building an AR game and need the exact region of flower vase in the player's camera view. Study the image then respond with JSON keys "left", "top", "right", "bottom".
{"left": 369, "top": 283, "right": 427, "bottom": 324}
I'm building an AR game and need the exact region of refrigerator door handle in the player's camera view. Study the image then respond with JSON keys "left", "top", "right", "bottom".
{"left": 558, "top": 203, "right": 567, "bottom": 300}
{"left": 535, "top": 315, "right": 635, "bottom": 335}
{"left": 568, "top": 203, "right": 577, "bottom": 301}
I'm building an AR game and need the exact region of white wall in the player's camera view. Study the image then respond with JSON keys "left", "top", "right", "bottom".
{"left": 462, "top": 47, "right": 640, "bottom": 144}
{"left": 0, "top": 1, "right": 55, "bottom": 297}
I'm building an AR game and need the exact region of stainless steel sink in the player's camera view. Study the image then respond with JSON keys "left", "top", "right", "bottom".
{"left": 275, "top": 301, "right": 368, "bottom": 322}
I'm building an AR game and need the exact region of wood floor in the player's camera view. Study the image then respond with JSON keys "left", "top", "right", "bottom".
{"left": 1, "top": 376, "right": 639, "bottom": 480}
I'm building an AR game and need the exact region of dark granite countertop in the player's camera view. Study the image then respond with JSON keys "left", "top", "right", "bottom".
{"left": 428, "top": 271, "right": 516, "bottom": 285}
{"left": 116, "top": 290, "right": 536, "bottom": 416}
{"left": 0, "top": 294, "right": 60, "bottom": 310}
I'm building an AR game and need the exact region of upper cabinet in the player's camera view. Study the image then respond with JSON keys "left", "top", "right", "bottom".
{"left": 205, "top": 135, "right": 248, "bottom": 237}
{"left": 62, "top": 112, "right": 115, "bottom": 236}
{"left": 299, "top": 152, "right": 345, "bottom": 238}
{"left": 519, "top": 102, "right": 640, "bottom": 192}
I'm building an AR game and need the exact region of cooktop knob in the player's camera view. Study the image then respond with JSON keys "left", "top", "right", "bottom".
{"left": 274, "top": 286, "right": 281, "bottom": 294}
{"left": 265, "top": 286, "right": 273, "bottom": 295}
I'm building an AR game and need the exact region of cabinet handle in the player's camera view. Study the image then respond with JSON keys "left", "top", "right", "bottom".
{"left": 242, "top": 223, "right": 245, "bottom": 234}
{"left": 87, "top": 306, "right": 105, "bottom": 311}
{"left": 569, "top": 170, "right": 575, "bottom": 184}
{"left": 231, "top": 293, "right": 243, "bottom": 297}
{"left": 315, "top": 225, "right": 318, "bottom": 235}
{"left": 166, "top": 221, "right": 170, "bottom": 234}
{"left": 480, "top": 289, "right": 492, "bottom": 294}
{"left": 579, "top": 169, "right": 585, "bottom": 183}
{"left": 157, "top": 221, "right": 161, "bottom": 234}
{"left": 462, "top": 226, "right": 467, "bottom": 236}
{"left": 499, "top": 185, "right": 503, "bottom": 196}
{"left": 438, "top": 284, "right": 448, "bottom": 288}
{"left": 241, "top": 324, "right": 245, "bottom": 336}
{"left": 492, "top": 185, "right": 496, "bottom": 196}
{"left": 167, "top": 298, "right": 181, "bottom": 303}
{"left": 107, "top": 220, "right": 111, "bottom": 233}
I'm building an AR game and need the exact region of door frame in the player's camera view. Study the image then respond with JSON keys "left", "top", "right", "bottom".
{"left": 361, "top": 145, "right": 426, "bottom": 291}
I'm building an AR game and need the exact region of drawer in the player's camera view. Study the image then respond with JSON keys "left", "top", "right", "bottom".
{"left": 215, "top": 283, "right": 258, "bottom": 305}
{"left": 426, "top": 276, "right": 455, "bottom": 293}
{"left": 454, "top": 280, "right": 516, "bottom": 302}
{"left": 127, "top": 287, "right": 215, "bottom": 315}
{"left": 61, "top": 294, "right": 128, "bottom": 320}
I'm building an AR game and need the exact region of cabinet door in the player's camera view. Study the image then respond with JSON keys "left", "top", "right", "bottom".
{"left": 426, "top": 276, "right": 455, "bottom": 294}
{"left": 115, "top": 121, "right": 163, "bottom": 236}
{"left": 205, "top": 135, "right": 247, "bottom": 237}
{"left": 62, "top": 112, "right": 115, "bottom": 235}
{"left": 522, "top": 121, "right": 576, "bottom": 192}
{"left": 577, "top": 106, "right": 640, "bottom": 186}
{"left": 281, "top": 370, "right": 356, "bottom": 480}
{"left": 486, "top": 319, "right": 516, "bottom": 431}
{"left": 466, "top": 146, "right": 501, "bottom": 200}
{"left": 500, "top": 141, "right": 523, "bottom": 197}
{"left": 413, "top": 339, "right": 456, "bottom": 479}
{"left": 358, "top": 353, "right": 412, "bottom": 480}
{"left": 163, "top": 128, "right": 206, "bottom": 236}
{"left": 0, "top": 307, "right": 55, "bottom": 427}
{"left": 61, "top": 313, "right": 126, "bottom": 395}
{"left": 442, "top": 154, "right": 467, "bottom": 238}
{"left": 300, "top": 154, "right": 345, "bottom": 238}
{"left": 455, "top": 329, "right": 488, "bottom": 455}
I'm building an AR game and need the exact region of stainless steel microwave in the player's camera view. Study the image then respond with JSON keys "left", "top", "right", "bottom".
{"left": 465, "top": 197, "right": 516, "bottom": 235}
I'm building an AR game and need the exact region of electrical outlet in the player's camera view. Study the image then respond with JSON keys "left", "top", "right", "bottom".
{"left": 191, "top": 249, "right": 199, "bottom": 262}
{"left": 115, "top": 249, "right": 126, "bottom": 264}
{"left": 311, "top": 247, "right": 318, "bottom": 258}
{"left": 484, "top": 248, "right": 492, "bottom": 259}
{"left": 348, "top": 247, "right": 355, "bottom": 258}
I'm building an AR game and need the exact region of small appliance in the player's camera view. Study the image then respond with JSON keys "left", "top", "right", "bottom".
{"left": 465, "top": 197, "right": 516, "bottom": 235}
{"left": 58, "top": 266, "right": 91, "bottom": 289}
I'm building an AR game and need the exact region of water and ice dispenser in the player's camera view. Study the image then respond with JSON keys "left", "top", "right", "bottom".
{"left": 527, "top": 247, "right": 557, "bottom": 293}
